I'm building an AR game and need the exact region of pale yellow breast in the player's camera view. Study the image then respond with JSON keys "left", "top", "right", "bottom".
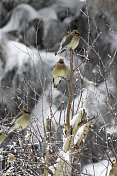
{"left": 52, "top": 64, "right": 67, "bottom": 78}
{"left": 67, "top": 36, "right": 79, "bottom": 49}
{"left": 15, "top": 114, "right": 30, "bottom": 130}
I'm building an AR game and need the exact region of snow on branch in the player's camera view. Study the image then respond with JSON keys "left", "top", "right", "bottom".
{"left": 55, "top": 109, "right": 96, "bottom": 176}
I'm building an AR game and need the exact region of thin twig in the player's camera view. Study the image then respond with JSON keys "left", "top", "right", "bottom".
{"left": 44, "top": 118, "right": 51, "bottom": 176}
{"left": 66, "top": 50, "right": 74, "bottom": 130}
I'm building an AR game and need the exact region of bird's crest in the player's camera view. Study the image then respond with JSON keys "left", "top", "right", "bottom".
{"left": 21, "top": 109, "right": 30, "bottom": 115}
{"left": 58, "top": 58, "right": 64, "bottom": 64}
{"left": 73, "top": 30, "right": 80, "bottom": 36}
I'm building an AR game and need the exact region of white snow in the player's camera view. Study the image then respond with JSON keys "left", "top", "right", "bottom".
{"left": 32, "top": 88, "right": 66, "bottom": 137}
{"left": 106, "top": 125, "right": 117, "bottom": 135}
{"left": 59, "top": 150, "right": 70, "bottom": 162}
{"left": 38, "top": 5, "right": 58, "bottom": 21}
{"left": 4, "top": 41, "right": 31, "bottom": 72}
{"left": 56, "top": 0, "right": 84, "bottom": 9}
{"left": 0, "top": 148, "right": 3, "bottom": 160}
{"left": 82, "top": 158, "right": 114, "bottom": 176}
{"left": 74, "top": 124, "right": 86, "bottom": 145}
{"left": 69, "top": 109, "right": 87, "bottom": 145}
{"left": 0, "top": 31, "right": 65, "bottom": 77}
{"left": 70, "top": 108, "right": 84, "bottom": 127}
{"left": 73, "top": 84, "right": 106, "bottom": 117}
{"left": 48, "top": 165, "right": 55, "bottom": 175}
{"left": 1, "top": 4, "right": 39, "bottom": 33}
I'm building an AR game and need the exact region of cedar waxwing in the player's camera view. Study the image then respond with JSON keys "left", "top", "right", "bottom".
{"left": 0, "top": 132, "right": 7, "bottom": 145}
{"left": 8, "top": 109, "right": 30, "bottom": 134}
{"left": 55, "top": 30, "right": 80, "bottom": 56}
{"left": 6, "top": 154, "right": 16, "bottom": 167}
{"left": 52, "top": 58, "right": 67, "bottom": 89}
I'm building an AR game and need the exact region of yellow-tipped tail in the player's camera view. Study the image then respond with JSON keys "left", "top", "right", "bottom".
{"left": 0, "top": 132, "right": 7, "bottom": 145}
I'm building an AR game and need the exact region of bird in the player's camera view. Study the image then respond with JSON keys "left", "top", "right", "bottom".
{"left": 52, "top": 58, "right": 67, "bottom": 89}
{"left": 55, "top": 30, "right": 80, "bottom": 56}
{"left": 8, "top": 109, "right": 30, "bottom": 134}
{"left": 0, "top": 132, "right": 7, "bottom": 145}
{"left": 6, "top": 154, "right": 16, "bottom": 167}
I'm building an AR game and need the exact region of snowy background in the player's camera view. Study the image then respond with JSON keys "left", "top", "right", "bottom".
{"left": 0, "top": 0, "right": 117, "bottom": 175}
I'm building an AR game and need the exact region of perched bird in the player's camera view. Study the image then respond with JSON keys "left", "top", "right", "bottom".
{"left": 6, "top": 154, "right": 16, "bottom": 167}
{"left": 8, "top": 109, "right": 30, "bottom": 134}
{"left": 55, "top": 30, "right": 80, "bottom": 56}
{"left": 0, "top": 132, "right": 7, "bottom": 145}
{"left": 52, "top": 58, "right": 67, "bottom": 89}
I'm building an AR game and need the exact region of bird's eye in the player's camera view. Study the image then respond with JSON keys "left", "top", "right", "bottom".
{"left": 75, "top": 31, "right": 79, "bottom": 35}
{"left": 23, "top": 109, "right": 30, "bottom": 114}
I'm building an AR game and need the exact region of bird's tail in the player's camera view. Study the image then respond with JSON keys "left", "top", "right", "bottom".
{"left": 53, "top": 77, "right": 63, "bottom": 89}
{"left": 8, "top": 127, "right": 15, "bottom": 134}
{"left": 55, "top": 45, "right": 67, "bottom": 56}
{"left": 54, "top": 84, "right": 57, "bottom": 89}
{"left": 53, "top": 78, "right": 57, "bottom": 89}
{"left": 0, "top": 132, "right": 8, "bottom": 145}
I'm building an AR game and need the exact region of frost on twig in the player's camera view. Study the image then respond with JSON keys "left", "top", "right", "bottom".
{"left": 55, "top": 109, "right": 95, "bottom": 176}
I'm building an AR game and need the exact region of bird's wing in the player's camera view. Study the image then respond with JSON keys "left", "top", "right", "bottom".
{"left": 8, "top": 112, "right": 22, "bottom": 129}
{"left": 52, "top": 64, "right": 56, "bottom": 70}
{"left": 14, "top": 112, "right": 23, "bottom": 120}
{"left": 61, "top": 34, "right": 73, "bottom": 49}
{"left": 54, "top": 76, "right": 64, "bottom": 87}
{"left": 60, "top": 36, "right": 66, "bottom": 45}
{"left": 56, "top": 37, "right": 66, "bottom": 54}
{"left": 52, "top": 65, "right": 57, "bottom": 76}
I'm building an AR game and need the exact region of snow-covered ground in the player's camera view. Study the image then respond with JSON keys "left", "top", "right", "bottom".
{"left": 82, "top": 158, "right": 114, "bottom": 176}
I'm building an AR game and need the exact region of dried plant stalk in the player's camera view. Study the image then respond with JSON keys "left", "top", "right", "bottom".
{"left": 72, "top": 121, "right": 92, "bottom": 152}
{"left": 66, "top": 50, "right": 74, "bottom": 130}
{"left": 63, "top": 110, "right": 86, "bottom": 152}
{"left": 44, "top": 118, "right": 51, "bottom": 176}
{"left": 55, "top": 109, "right": 94, "bottom": 176}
